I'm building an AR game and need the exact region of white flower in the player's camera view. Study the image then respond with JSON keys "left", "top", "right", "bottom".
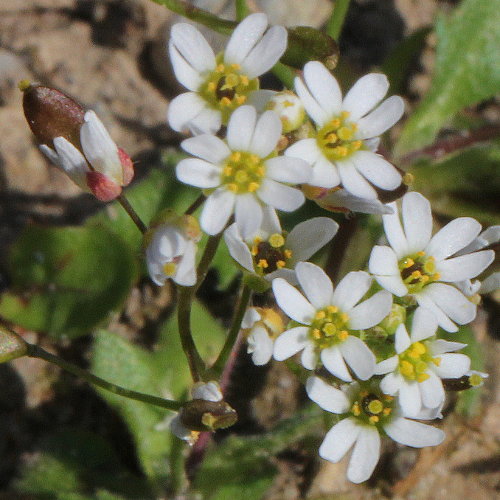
{"left": 369, "top": 192, "right": 495, "bottom": 332}
{"left": 480, "top": 272, "right": 500, "bottom": 294}
{"left": 170, "top": 381, "right": 223, "bottom": 445}
{"left": 40, "top": 110, "right": 134, "bottom": 201}
{"left": 145, "top": 213, "right": 201, "bottom": 287}
{"left": 224, "top": 206, "right": 338, "bottom": 284}
{"left": 375, "top": 307, "right": 470, "bottom": 417}
{"left": 302, "top": 185, "right": 394, "bottom": 215}
{"left": 272, "top": 262, "right": 392, "bottom": 380}
{"left": 242, "top": 307, "right": 284, "bottom": 366}
{"left": 176, "top": 105, "right": 311, "bottom": 237}
{"left": 285, "top": 62, "right": 404, "bottom": 199}
{"left": 168, "top": 13, "right": 287, "bottom": 135}
{"left": 307, "top": 376, "right": 444, "bottom": 483}
{"left": 265, "top": 90, "right": 305, "bottom": 133}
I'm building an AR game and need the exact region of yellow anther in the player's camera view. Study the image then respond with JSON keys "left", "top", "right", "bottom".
{"left": 235, "top": 170, "right": 248, "bottom": 183}
{"left": 409, "top": 342, "right": 426, "bottom": 358}
{"left": 367, "top": 399, "right": 383, "bottom": 414}
{"left": 256, "top": 166, "right": 265, "bottom": 176}
{"left": 162, "top": 262, "right": 177, "bottom": 276}
{"left": 369, "top": 416, "right": 379, "bottom": 424}
{"left": 236, "top": 94, "right": 247, "bottom": 105}
{"left": 223, "top": 165, "right": 233, "bottom": 176}
{"left": 340, "top": 111, "right": 350, "bottom": 120}
{"left": 417, "top": 373, "right": 430, "bottom": 383}
{"left": 227, "top": 183, "right": 238, "bottom": 193}
{"left": 284, "top": 249, "right": 293, "bottom": 259}
{"left": 251, "top": 245, "right": 258, "bottom": 256}
{"left": 383, "top": 395, "right": 394, "bottom": 401}
{"left": 333, "top": 146, "right": 348, "bottom": 157}
{"left": 269, "top": 233, "right": 285, "bottom": 248}
{"left": 352, "top": 403, "right": 361, "bottom": 416}
{"left": 351, "top": 140, "right": 362, "bottom": 150}
{"left": 230, "top": 63, "right": 241, "bottom": 70}
{"left": 469, "top": 373, "right": 483, "bottom": 387}
{"left": 327, "top": 305, "right": 338, "bottom": 314}
{"left": 250, "top": 154, "right": 260, "bottom": 164}
{"left": 404, "top": 258, "right": 415, "bottom": 268}
{"left": 257, "top": 259, "right": 269, "bottom": 269}
{"left": 337, "top": 126, "right": 354, "bottom": 141}
{"left": 403, "top": 172, "right": 414, "bottom": 186}
{"left": 400, "top": 360, "right": 415, "bottom": 378}
{"left": 326, "top": 133, "right": 338, "bottom": 143}
{"left": 207, "top": 82, "right": 216, "bottom": 92}
{"left": 340, "top": 313, "right": 349, "bottom": 323}
{"left": 312, "top": 328, "right": 321, "bottom": 339}
{"left": 338, "top": 330, "right": 349, "bottom": 341}
{"left": 231, "top": 152, "right": 241, "bottom": 162}
{"left": 240, "top": 75, "right": 249, "bottom": 86}
{"left": 383, "top": 407, "right": 392, "bottom": 416}
{"left": 432, "top": 357, "right": 441, "bottom": 366}
{"left": 330, "top": 119, "right": 341, "bottom": 129}
{"left": 323, "top": 323, "right": 337, "bottom": 336}
{"left": 315, "top": 311, "right": 326, "bottom": 320}
{"left": 216, "top": 64, "right": 225, "bottom": 73}
{"left": 248, "top": 182, "right": 259, "bottom": 192}
{"left": 410, "top": 270, "right": 422, "bottom": 280}
{"left": 220, "top": 97, "right": 232, "bottom": 106}
{"left": 283, "top": 100, "right": 293, "bottom": 108}
{"left": 223, "top": 74, "right": 239, "bottom": 88}
{"left": 417, "top": 251, "right": 426, "bottom": 257}
{"left": 433, "top": 273, "right": 441, "bottom": 281}
{"left": 276, "top": 260, "right": 286, "bottom": 269}
{"left": 350, "top": 123, "right": 358, "bottom": 132}
{"left": 421, "top": 275, "right": 430, "bottom": 283}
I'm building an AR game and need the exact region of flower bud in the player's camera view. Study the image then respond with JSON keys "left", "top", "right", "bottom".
{"left": 145, "top": 211, "right": 201, "bottom": 287}
{"left": 442, "top": 370, "right": 489, "bottom": 391}
{"left": 377, "top": 304, "right": 406, "bottom": 335}
{"left": 20, "top": 81, "right": 134, "bottom": 201}
{"left": 0, "top": 326, "right": 28, "bottom": 364}
{"left": 265, "top": 91, "right": 305, "bottom": 133}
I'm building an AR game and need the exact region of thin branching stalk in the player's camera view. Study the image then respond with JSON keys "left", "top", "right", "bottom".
{"left": 326, "top": 0, "right": 351, "bottom": 41}
{"left": 235, "top": 0, "right": 249, "bottom": 21}
{"left": 117, "top": 194, "right": 147, "bottom": 234}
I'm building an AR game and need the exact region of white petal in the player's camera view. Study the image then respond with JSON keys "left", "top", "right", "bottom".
{"left": 224, "top": 13, "right": 268, "bottom": 66}
{"left": 342, "top": 73, "right": 389, "bottom": 121}
{"left": 339, "top": 336, "right": 375, "bottom": 380}
{"left": 382, "top": 202, "right": 409, "bottom": 258}
{"left": 265, "top": 156, "right": 311, "bottom": 184}
{"left": 170, "top": 23, "right": 215, "bottom": 73}
{"left": 414, "top": 299, "right": 458, "bottom": 333}
{"left": 394, "top": 324, "right": 411, "bottom": 354}
{"left": 242, "top": 307, "right": 261, "bottom": 329}
{"left": 240, "top": 25, "right": 288, "bottom": 78}
{"left": 294, "top": 75, "right": 330, "bottom": 126}
{"left": 260, "top": 205, "right": 282, "bottom": 235}
{"left": 374, "top": 275, "right": 408, "bottom": 297}
{"left": 398, "top": 379, "right": 422, "bottom": 417}
{"left": 192, "top": 381, "right": 222, "bottom": 402}
{"left": 305, "top": 376, "right": 350, "bottom": 413}
{"left": 419, "top": 371, "right": 445, "bottom": 410}
{"left": 303, "top": 61, "right": 342, "bottom": 118}
{"left": 375, "top": 355, "right": 398, "bottom": 375}
{"left": 168, "top": 42, "right": 204, "bottom": 91}
{"left": 272, "top": 327, "right": 309, "bottom": 361}
{"left": 249, "top": 110, "right": 281, "bottom": 157}
{"left": 352, "top": 151, "right": 401, "bottom": 190}
{"left": 227, "top": 105, "right": 257, "bottom": 151}
{"left": 338, "top": 160, "right": 377, "bottom": 199}
{"left": 287, "top": 217, "right": 339, "bottom": 262}
{"left": 368, "top": 245, "right": 400, "bottom": 276}
{"left": 380, "top": 372, "right": 403, "bottom": 395}
{"left": 425, "top": 218, "right": 482, "bottom": 261}
{"left": 409, "top": 307, "right": 438, "bottom": 343}
{"left": 480, "top": 272, "right": 500, "bottom": 294}
{"left": 347, "top": 427, "right": 381, "bottom": 484}
{"left": 430, "top": 339, "right": 467, "bottom": 355}
{"left": 174, "top": 241, "right": 197, "bottom": 286}
{"left": 235, "top": 194, "right": 262, "bottom": 240}
{"left": 285, "top": 138, "right": 321, "bottom": 165}
{"left": 247, "top": 326, "right": 274, "bottom": 365}
{"left": 458, "top": 225, "right": 500, "bottom": 254}
{"left": 355, "top": 96, "right": 404, "bottom": 140}
{"left": 384, "top": 417, "right": 444, "bottom": 447}
{"left": 81, "top": 111, "right": 121, "bottom": 183}
{"left": 319, "top": 418, "right": 360, "bottom": 463}
{"left": 176, "top": 158, "right": 221, "bottom": 188}
{"left": 348, "top": 290, "right": 392, "bottom": 330}
{"left": 436, "top": 251, "right": 494, "bottom": 282}
{"left": 200, "top": 188, "right": 235, "bottom": 235}
{"left": 51, "top": 138, "right": 89, "bottom": 189}
{"left": 310, "top": 155, "right": 340, "bottom": 188}
{"left": 295, "top": 262, "right": 333, "bottom": 309}
{"left": 321, "top": 346, "right": 352, "bottom": 381}
{"left": 266, "top": 268, "right": 298, "bottom": 285}
{"left": 433, "top": 353, "right": 470, "bottom": 379}
{"left": 272, "top": 278, "right": 315, "bottom": 324}
{"left": 224, "top": 223, "right": 254, "bottom": 272}
{"left": 258, "top": 179, "right": 305, "bottom": 211}
{"left": 332, "top": 271, "right": 372, "bottom": 312}
{"left": 419, "top": 283, "right": 476, "bottom": 326}
{"left": 246, "top": 89, "right": 276, "bottom": 112}
{"left": 320, "top": 189, "right": 393, "bottom": 215}
{"left": 168, "top": 92, "right": 208, "bottom": 133}
{"left": 301, "top": 344, "right": 318, "bottom": 370}
{"left": 402, "top": 192, "right": 433, "bottom": 254}
{"left": 187, "top": 106, "right": 222, "bottom": 135}
{"left": 181, "top": 134, "right": 230, "bottom": 164}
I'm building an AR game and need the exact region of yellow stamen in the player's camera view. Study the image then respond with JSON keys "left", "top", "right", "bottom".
{"left": 163, "top": 262, "right": 177, "bottom": 276}
{"left": 248, "top": 182, "right": 259, "bottom": 192}
{"left": 220, "top": 97, "right": 231, "bottom": 106}
{"left": 315, "top": 311, "right": 326, "bottom": 320}
{"left": 216, "top": 64, "right": 225, "bottom": 73}
{"left": 276, "top": 260, "right": 286, "bottom": 269}
{"left": 269, "top": 233, "right": 285, "bottom": 248}
{"left": 417, "top": 373, "right": 430, "bottom": 383}
{"left": 327, "top": 305, "right": 338, "bottom": 314}
{"left": 257, "top": 259, "right": 268, "bottom": 269}
{"left": 227, "top": 183, "right": 238, "bottom": 193}
{"left": 369, "top": 416, "right": 379, "bottom": 424}
{"left": 284, "top": 249, "right": 293, "bottom": 259}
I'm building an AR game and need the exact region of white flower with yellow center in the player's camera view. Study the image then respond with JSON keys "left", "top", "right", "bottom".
{"left": 375, "top": 307, "right": 470, "bottom": 417}
{"left": 145, "top": 213, "right": 201, "bottom": 287}
{"left": 306, "top": 376, "right": 444, "bottom": 483}
{"left": 368, "top": 192, "right": 495, "bottom": 332}
{"left": 272, "top": 262, "right": 392, "bottom": 380}
{"left": 224, "top": 206, "right": 338, "bottom": 284}
{"left": 168, "top": 13, "right": 287, "bottom": 135}
{"left": 176, "top": 105, "right": 311, "bottom": 237}
{"left": 241, "top": 307, "right": 284, "bottom": 366}
{"left": 285, "top": 61, "right": 404, "bottom": 199}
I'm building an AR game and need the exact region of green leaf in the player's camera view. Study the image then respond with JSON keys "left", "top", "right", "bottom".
{"left": 395, "top": 0, "right": 500, "bottom": 155}
{"left": 91, "top": 331, "right": 172, "bottom": 484}
{"left": 0, "top": 225, "right": 137, "bottom": 339}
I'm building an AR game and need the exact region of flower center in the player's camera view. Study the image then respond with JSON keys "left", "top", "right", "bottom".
{"left": 221, "top": 151, "right": 265, "bottom": 194}
{"left": 251, "top": 233, "right": 292, "bottom": 275}
{"left": 162, "top": 261, "right": 178, "bottom": 277}
{"left": 351, "top": 391, "right": 395, "bottom": 426}
{"left": 309, "top": 306, "right": 350, "bottom": 349}
{"left": 398, "top": 251, "right": 441, "bottom": 294}
{"left": 398, "top": 341, "right": 441, "bottom": 383}
{"left": 199, "top": 56, "right": 259, "bottom": 124}
{"left": 316, "top": 111, "right": 363, "bottom": 161}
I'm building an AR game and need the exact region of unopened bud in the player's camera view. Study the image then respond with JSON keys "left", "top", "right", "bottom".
{"left": 179, "top": 399, "right": 237, "bottom": 432}
{"left": 0, "top": 327, "right": 28, "bottom": 364}
{"left": 443, "top": 370, "right": 489, "bottom": 391}
{"left": 378, "top": 304, "right": 406, "bottom": 335}
{"left": 265, "top": 91, "right": 305, "bottom": 133}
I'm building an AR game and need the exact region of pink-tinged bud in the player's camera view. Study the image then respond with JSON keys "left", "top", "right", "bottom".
{"left": 86, "top": 171, "right": 122, "bottom": 202}
{"left": 118, "top": 148, "right": 134, "bottom": 186}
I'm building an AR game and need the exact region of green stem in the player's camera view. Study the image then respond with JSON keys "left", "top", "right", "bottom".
{"left": 26, "top": 343, "right": 182, "bottom": 411}
{"left": 117, "top": 194, "right": 147, "bottom": 234}
{"left": 272, "top": 62, "right": 296, "bottom": 89}
{"left": 194, "top": 233, "right": 224, "bottom": 294}
{"left": 184, "top": 194, "right": 206, "bottom": 216}
{"left": 235, "top": 0, "right": 249, "bottom": 21}
{"left": 151, "top": 0, "right": 236, "bottom": 34}
{"left": 208, "top": 284, "right": 251, "bottom": 378}
{"left": 326, "top": 0, "right": 351, "bottom": 41}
